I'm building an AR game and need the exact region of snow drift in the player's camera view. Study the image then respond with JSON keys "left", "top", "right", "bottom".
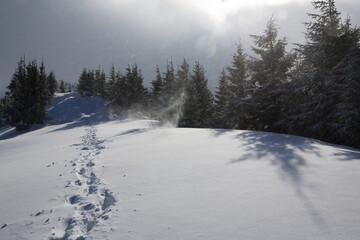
{"left": 0, "top": 93, "right": 359, "bottom": 240}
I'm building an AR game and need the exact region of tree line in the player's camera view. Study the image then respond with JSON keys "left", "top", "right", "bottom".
{"left": 75, "top": 59, "right": 213, "bottom": 127}
{"left": 218, "top": 0, "right": 360, "bottom": 148}
{"left": 1, "top": 0, "right": 359, "bottom": 148}
{"left": 0, "top": 57, "right": 72, "bottom": 129}
{"left": 74, "top": 0, "right": 360, "bottom": 148}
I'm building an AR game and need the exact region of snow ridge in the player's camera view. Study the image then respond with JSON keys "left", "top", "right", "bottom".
{"left": 52, "top": 126, "right": 116, "bottom": 240}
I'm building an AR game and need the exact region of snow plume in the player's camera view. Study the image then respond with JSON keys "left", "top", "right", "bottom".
{"left": 108, "top": 91, "right": 187, "bottom": 128}
{"left": 154, "top": 91, "right": 187, "bottom": 128}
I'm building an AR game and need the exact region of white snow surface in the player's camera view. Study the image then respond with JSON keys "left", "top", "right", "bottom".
{"left": 1, "top": 93, "right": 360, "bottom": 240}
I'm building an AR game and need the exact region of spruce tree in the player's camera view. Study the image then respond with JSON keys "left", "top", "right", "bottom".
{"left": 108, "top": 64, "right": 117, "bottom": 100}
{"left": 226, "top": 41, "right": 249, "bottom": 129}
{"left": 0, "top": 93, "right": 11, "bottom": 126}
{"left": 7, "top": 57, "right": 51, "bottom": 129}
{"left": 67, "top": 83, "right": 72, "bottom": 92}
{"left": 292, "top": 0, "right": 360, "bottom": 147}
{"left": 181, "top": 62, "right": 213, "bottom": 127}
{"left": 214, "top": 68, "right": 230, "bottom": 127}
{"left": 123, "top": 64, "right": 146, "bottom": 109}
{"left": 113, "top": 70, "right": 127, "bottom": 108}
{"left": 47, "top": 70, "right": 57, "bottom": 95}
{"left": 331, "top": 42, "right": 360, "bottom": 148}
{"left": 150, "top": 65, "right": 164, "bottom": 109}
{"left": 36, "top": 61, "right": 51, "bottom": 116}
{"left": 77, "top": 68, "right": 95, "bottom": 96}
{"left": 59, "top": 80, "right": 66, "bottom": 93}
{"left": 291, "top": 0, "right": 344, "bottom": 139}
{"left": 87, "top": 70, "right": 95, "bottom": 95}
{"left": 7, "top": 57, "right": 27, "bottom": 126}
{"left": 77, "top": 68, "right": 88, "bottom": 95}
{"left": 248, "top": 17, "right": 294, "bottom": 131}
{"left": 175, "top": 59, "right": 190, "bottom": 95}
{"left": 95, "top": 67, "right": 107, "bottom": 97}
{"left": 162, "top": 60, "right": 176, "bottom": 102}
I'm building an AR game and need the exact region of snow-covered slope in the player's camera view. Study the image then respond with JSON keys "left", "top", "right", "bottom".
{"left": 1, "top": 93, "right": 360, "bottom": 240}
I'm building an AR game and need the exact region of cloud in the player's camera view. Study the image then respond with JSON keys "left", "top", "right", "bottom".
{"left": 0, "top": 0, "right": 359, "bottom": 96}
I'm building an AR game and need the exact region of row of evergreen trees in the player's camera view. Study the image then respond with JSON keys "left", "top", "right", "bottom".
{"left": 0, "top": 57, "right": 74, "bottom": 129}
{"left": 76, "top": 60, "right": 214, "bottom": 127}
{"left": 2, "top": 0, "right": 359, "bottom": 149}
{"left": 0, "top": 57, "right": 57, "bottom": 129}
{"left": 75, "top": 0, "right": 359, "bottom": 148}
{"left": 214, "top": 0, "right": 360, "bottom": 148}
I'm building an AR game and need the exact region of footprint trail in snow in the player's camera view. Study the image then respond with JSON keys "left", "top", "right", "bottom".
{"left": 51, "top": 126, "right": 116, "bottom": 240}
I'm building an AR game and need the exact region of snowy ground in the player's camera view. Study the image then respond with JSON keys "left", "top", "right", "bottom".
{"left": 1, "top": 93, "right": 360, "bottom": 240}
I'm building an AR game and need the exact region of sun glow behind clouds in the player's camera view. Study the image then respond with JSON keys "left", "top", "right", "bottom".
{"left": 103, "top": 0, "right": 307, "bottom": 29}
{"left": 172, "top": 0, "right": 307, "bottom": 25}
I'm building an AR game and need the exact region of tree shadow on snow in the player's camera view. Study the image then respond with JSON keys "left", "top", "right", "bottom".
{"left": 213, "top": 129, "right": 329, "bottom": 227}
{"left": 222, "top": 130, "right": 360, "bottom": 227}
{"left": 0, "top": 124, "right": 45, "bottom": 141}
{"left": 0, "top": 93, "right": 109, "bottom": 140}
{"left": 230, "top": 131, "right": 319, "bottom": 182}
{"left": 330, "top": 146, "right": 360, "bottom": 161}
{"left": 46, "top": 93, "right": 109, "bottom": 132}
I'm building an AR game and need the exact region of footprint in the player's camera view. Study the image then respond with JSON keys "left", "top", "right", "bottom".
{"left": 87, "top": 172, "right": 98, "bottom": 185}
{"left": 82, "top": 203, "right": 95, "bottom": 211}
{"left": 35, "top": 211, "right": 43, "bottom": 216}
{"left": 68, "top": 195, "right": 80, "bottom": 205}
{"left": 88, "top": 186, "right": 97, "bottom": 194}
{"left": 65, "top": 181, "right": 71, "bottom": 188}
{"left": 83, "top": 219, "right": 96, "bottom": 232}
{"left": 86, "top": 161, "right": 95, "bottom": 167}
{"left": 102, "top": 190, "right": 116, "bottom": 210}
{"left": 75, "top": 180, "right": 82, "bottom": 186}
{"left": 78, "top": 168, "right": 85, "bottom": 175}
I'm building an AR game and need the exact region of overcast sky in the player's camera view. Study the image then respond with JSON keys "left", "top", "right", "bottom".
{"left": 1, "top": 0, "right": 359, "bottom": 96}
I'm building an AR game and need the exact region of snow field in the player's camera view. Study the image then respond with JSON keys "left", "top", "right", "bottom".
{"left": 92, "top": 120, "right": 360, "bottom": 240}
{"left": 1, "top": 93, "right": 360, "bottom": 240}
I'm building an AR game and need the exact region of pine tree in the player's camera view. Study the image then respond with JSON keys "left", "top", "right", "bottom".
{"left": 162, "top": 60, "right": 176, "bottom": 102}
{"left": 214, "top": 68, "right": 230, "bottom": 127}
{"left": 7, "top": 57, "right": 26, "bottom": 126}
{"left": 108, "top": 64, "right": 117, "bottom": 100}
{"left": 150, "top": 65, "right": 164, "bottom": 109}
{"left": 174, "top": 59, "right": 190, "bottom": 118}
{"left": 95, "top": 67, "right": 107, "bottom": 97}
{"left": 59, "top": 80, "right": 66, "bottom": 93}
{"left": 226, "top": 41, "right": 249, "bottom": 129}
{"left": 247, "top": 17, "right": 294, "bottom": 131}
{"left": 47, "top": 70, "right": 57, "bottom": 95}
{"left": 123, "top": 64, "right": 146, "bottom": 109}
{"left": 0, "top": 93, "right": 11, "bottom": 127}
{"left": 113, "top": 70, "right": 127, "bottom": 108}
{"left": 36, "top": 61, "right": 51, "bottom": 117}
{"left": 181, "top": 62, "right": 213, "bottom": 127}
{"left": 87, "top": 70, "right": 95, "bottom": 95}
{"left": 7, "top": 57, "right": 51, "bottom": 129}
{"left": 331, "top": 42, "right": 360, "bottom": 148}
{"left": 292, "top": 0, "right": 360, "bottom": 146}
{"left": 77, "top": 68, "right": 95, "bottom": 96}
{"left": 77, "top": 68, "right": 88, "bottom": 95}
{"left": 175, "top": 59, "right": 190, "bottom": 94}
{"left": 67, "top": 83, "right": 72, "bottom": 92}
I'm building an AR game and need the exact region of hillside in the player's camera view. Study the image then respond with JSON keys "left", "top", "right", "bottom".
{"left": 1, "top": 93, "right": 360, "bottom": 240}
